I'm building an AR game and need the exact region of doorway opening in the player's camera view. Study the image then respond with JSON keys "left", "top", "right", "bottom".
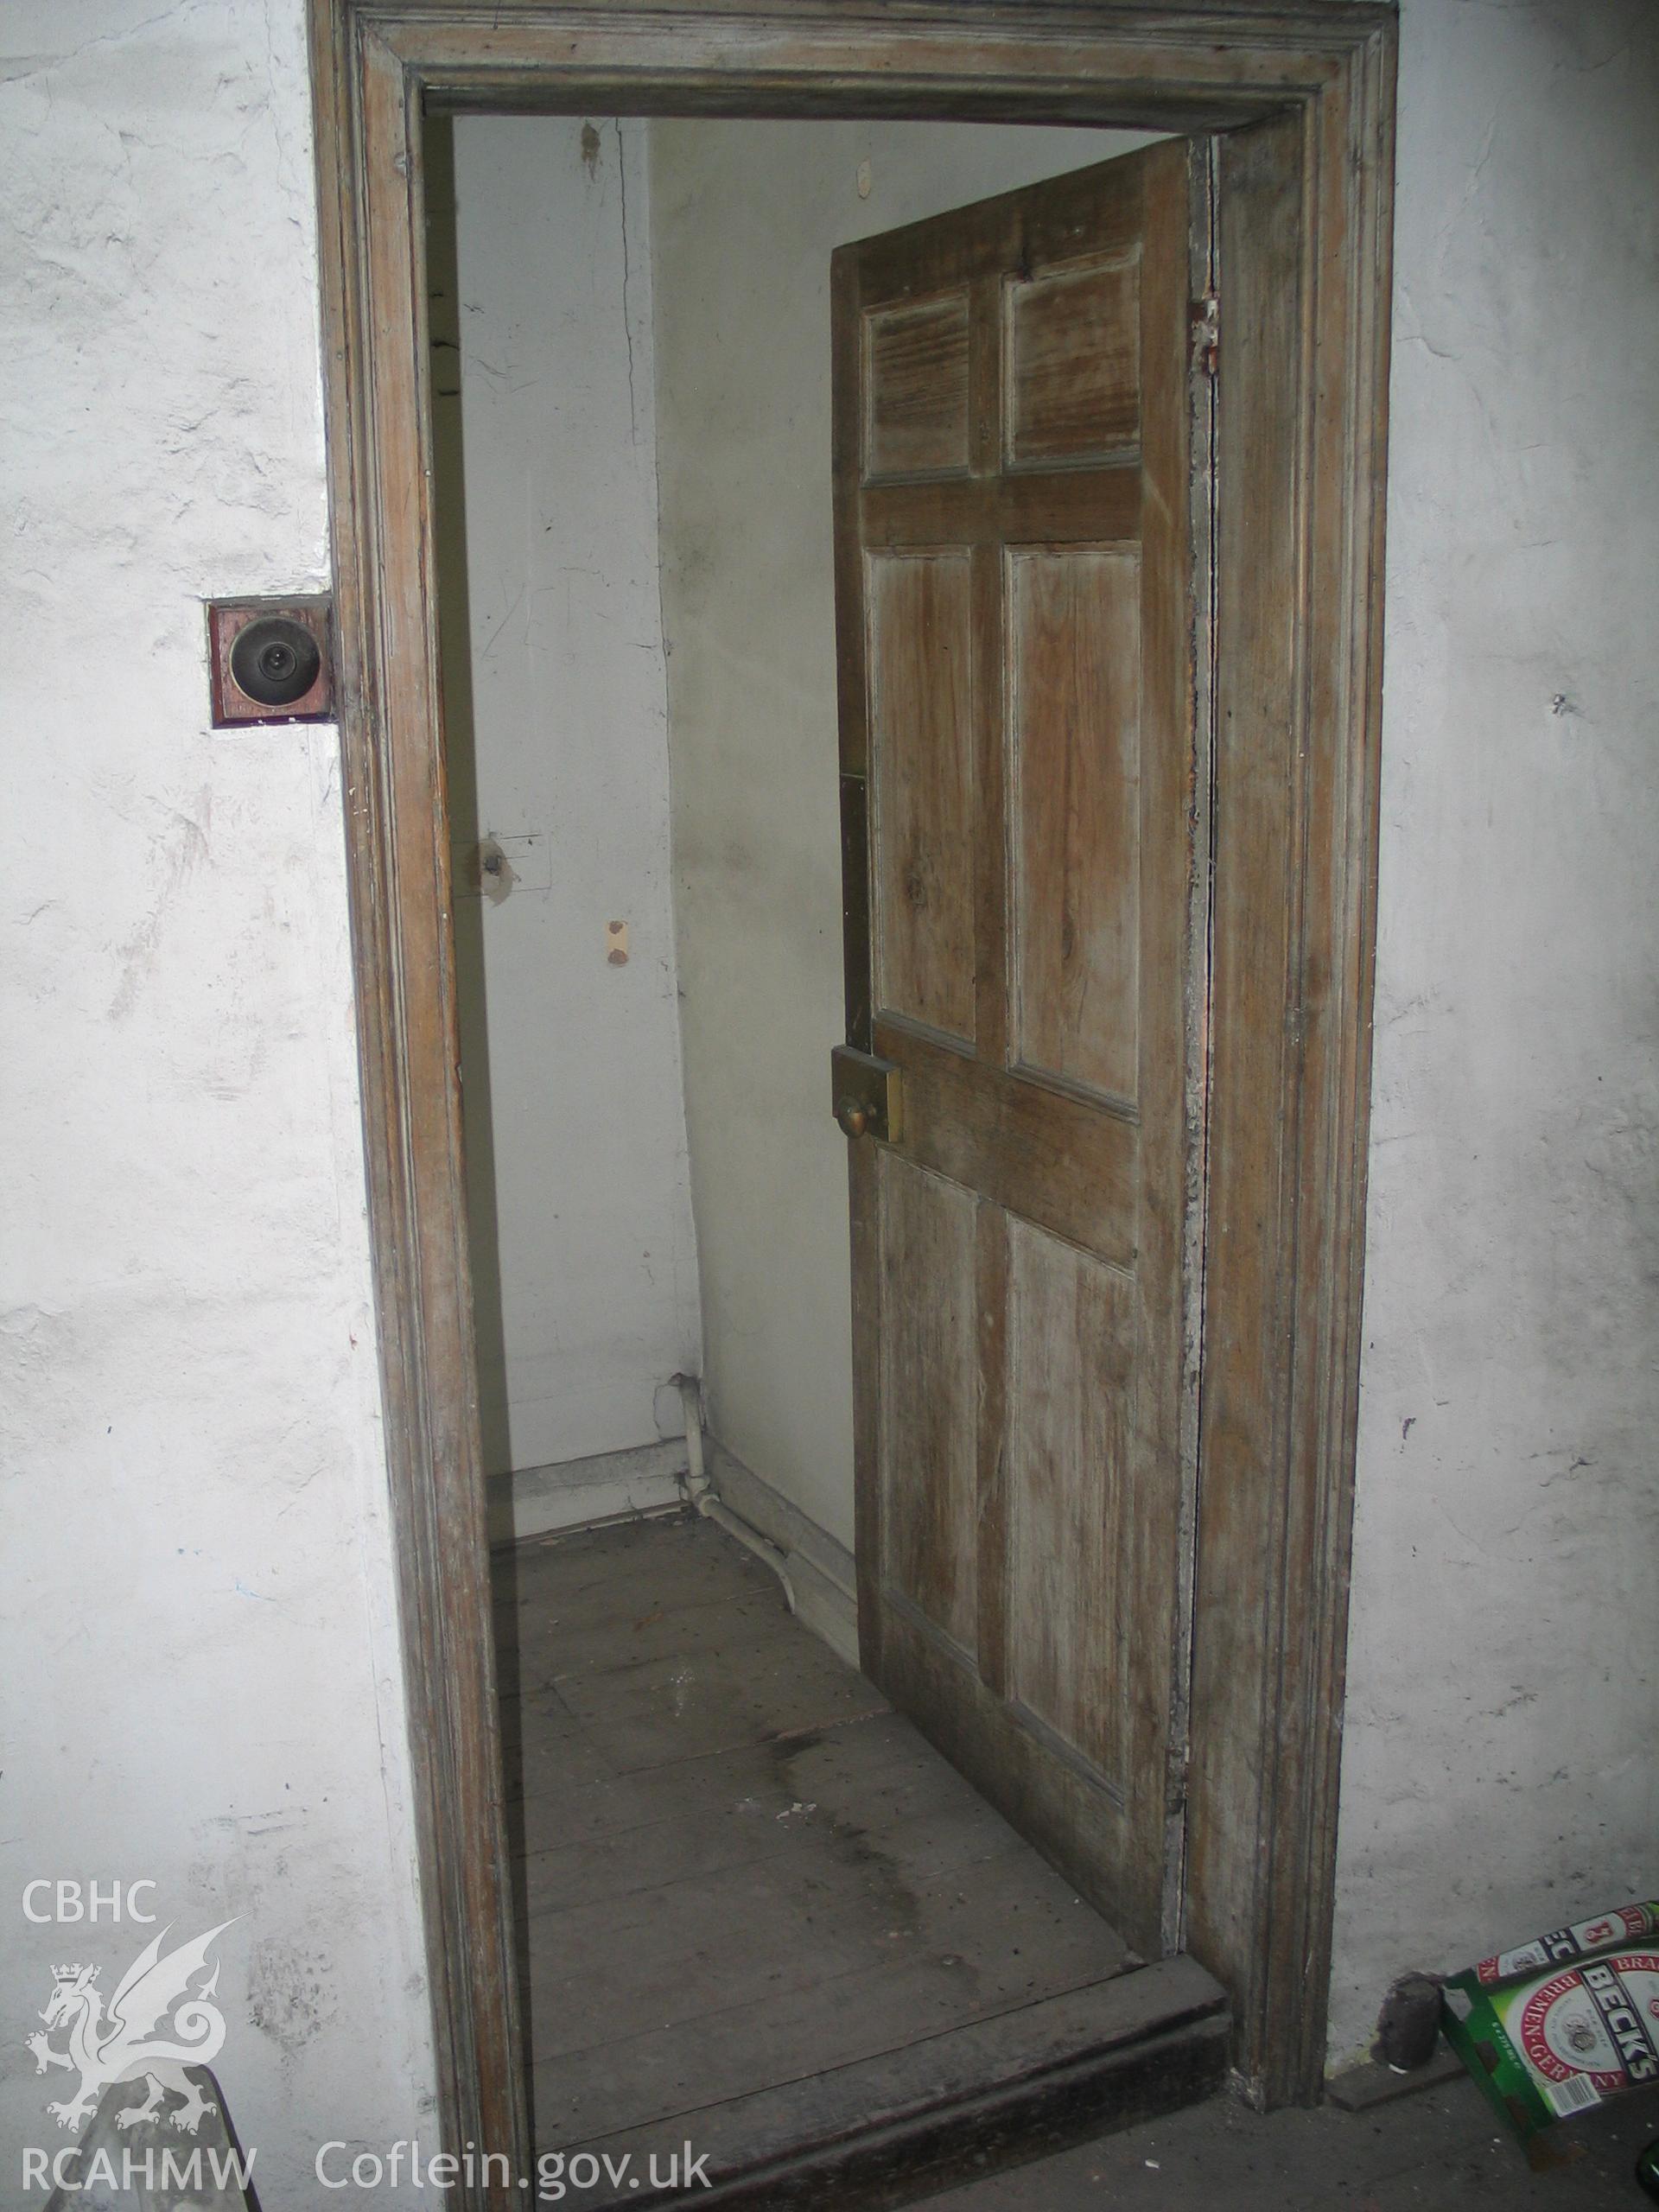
{"left": 426, "top": 112, "right": 1230, "bottom": 2193}
{"left": 312, "top": 3, "right": 1395, "bottom": 2193}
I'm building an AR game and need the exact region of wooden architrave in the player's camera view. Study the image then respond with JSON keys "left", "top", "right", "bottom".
{"left": 306, "top": 0, "right": 1395, "bottom": 2190}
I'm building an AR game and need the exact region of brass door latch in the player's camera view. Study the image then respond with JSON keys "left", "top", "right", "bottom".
{"left": 830, "top": 1045, "right": 901, "bottom": 1144}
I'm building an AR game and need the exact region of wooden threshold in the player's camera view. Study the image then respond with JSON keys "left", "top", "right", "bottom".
{"left": 566, "top": 1959, "right": 1228, "bottom": 2209}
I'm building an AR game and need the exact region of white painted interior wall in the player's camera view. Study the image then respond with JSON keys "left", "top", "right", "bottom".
{"left": 439, "top": 115, "right": 701, "bottom": 1479}
{"left": 1326, "top": 0, "right": 1659, "bottom": 2063}
{"left": 648, "top": 120, "right": 1155, "bottom": 1549}
{"left": 0, "top": 0, "right": 435, "bottom": 2195}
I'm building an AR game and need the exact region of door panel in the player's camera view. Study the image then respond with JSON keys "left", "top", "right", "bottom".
{"left": 863, "top": 293, "right": 972, "bottom": 480}
{"left": 1004, "top": 1217, "right": 1136, "bottom": 1793}
{"left": 876, "top": 1153, "right": 979, "bottom": 1651}
{"left": 834, "top": 139, "right": 1209, "bottom": 1957}
{"left": 1007, "top": 544, "right": 1141, "bottom": 1102}
{"left": 1005, "top": 253, "right": 1140, "bottom": 467}
{"left": 869, "top": 551, "right": 977, "bottom": 1041}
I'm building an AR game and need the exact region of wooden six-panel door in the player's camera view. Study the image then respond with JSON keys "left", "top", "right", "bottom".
{"left": 832, "top": 142, "right": 1211, "bottom": 1959}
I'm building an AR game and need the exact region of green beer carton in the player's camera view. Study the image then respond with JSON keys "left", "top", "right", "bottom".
{"left": 1442, "top": 1918, "right": 1659, "bottom": 2142}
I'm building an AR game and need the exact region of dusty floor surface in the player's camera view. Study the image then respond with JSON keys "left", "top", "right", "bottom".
{"left": 502, "top": 1515, "right": 1175, "bottom": 2159}
{"left": 924, "top": 2073, "right": 1659, "bottom": 2209}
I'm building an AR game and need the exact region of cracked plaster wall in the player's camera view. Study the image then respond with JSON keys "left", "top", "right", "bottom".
{"left": 1328, "top": 0, "right": 1659, "bottom": 2062}
{"left": 1, "top": 0, "right": 435, "bottom": 2192}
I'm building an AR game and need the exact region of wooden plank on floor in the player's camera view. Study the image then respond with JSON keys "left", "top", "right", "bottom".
{"left": 501, "top": 1517, "right": 887, "bottom": 1774}
{"left": 500, "top": 1513, "right": 776, "bottom": 1625}
{"left": 526, "top": 1651, "right": 886, "bottom": 1778}
{"left": 510, "top": 1717, "right": 861, "bottom": 1855}
{"left": 515, "top": 1703, "right": 998, "bottom": 1853}
{"left": 528, "top": 1812, "right": 1133, "bottom": 2065}
{"left": 515, "top": 1708, "right": 1077, "bottom": 1919}
{"left": 533, "top": 1902, "right": 1145, "bottom": 2149}
{"left": 516, "top": 1696, "right": 1144, "bottom": 1916}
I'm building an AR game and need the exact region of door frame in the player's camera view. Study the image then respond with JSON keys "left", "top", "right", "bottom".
{"left": 308, "top": 0, "right": 1396, "bottom": 2187}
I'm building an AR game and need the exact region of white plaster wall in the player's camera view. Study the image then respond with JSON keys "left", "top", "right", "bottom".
{"left": 441, "top": 117, "right": 701, "bottom": 1477}
{"left": 649, "top": 122, "right": 1154, "bottom": 1548}
{"left": 1328, "top": 0, "right": 1659, "bottom": 2062}
{"left": 0, "top": 1, "right": 435, "bottom": 2195}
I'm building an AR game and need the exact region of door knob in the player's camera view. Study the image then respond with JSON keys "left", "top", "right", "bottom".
{"left": 829, "top": 1047, "right": 901, "bottom": 1144}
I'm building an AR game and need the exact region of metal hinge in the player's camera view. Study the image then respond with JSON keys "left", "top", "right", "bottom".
{"left": 1191, "top": 292, "right": 1219, "bottom": 378}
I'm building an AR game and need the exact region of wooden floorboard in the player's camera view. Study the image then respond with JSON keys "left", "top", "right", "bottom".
{"left": 531, "top": 1827, "right": 1135, "bottom": 2065}
{"left": 516, "top": 1711, "right": 1094, "bottom": 1920}
{"left": 498, "top": 1512, "right": 1225, "bottom": 2202}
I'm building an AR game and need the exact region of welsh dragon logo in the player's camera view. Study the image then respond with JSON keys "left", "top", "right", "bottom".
{"left": 28, "top": 1921, "right": 235, "bottom": 2135}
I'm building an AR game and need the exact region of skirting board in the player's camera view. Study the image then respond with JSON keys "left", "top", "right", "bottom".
{"left": 488, "top": 1438, "right": 688, "bottom": 1547}
{"left": 704, "top": 1439, "right": 860, "bottom": 1670}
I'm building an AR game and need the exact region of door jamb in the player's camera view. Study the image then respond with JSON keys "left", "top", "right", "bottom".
{"left": 307, "top": 2, "right": 1395, "bottom": 2190}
